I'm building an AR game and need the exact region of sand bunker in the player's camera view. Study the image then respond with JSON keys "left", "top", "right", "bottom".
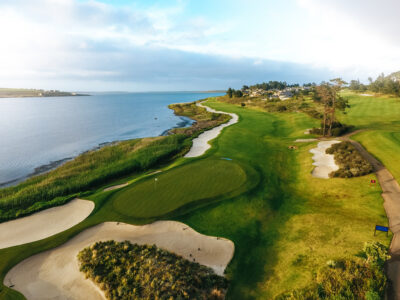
{"left": 310, "top": 140, "right": 341, "bottom": 178}
{"left": 103, "top": 183, "right": 129, "bottom": 191}
{"left": 5, "top": 221, "right": 234, "bottom": 300}
{"left": 0, "top": 199, "right": 94, "bottom": 249}
{"left": 360, "top": 93, "right": 373, "bottom": 97}
{"left": 295, "top": 138, "right": 318, "bottom": 143}
{"left": 185, "top": 102, "right": 238, "bottom": 157}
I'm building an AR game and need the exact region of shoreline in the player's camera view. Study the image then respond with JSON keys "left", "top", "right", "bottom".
{"left": 0, "top": 116, "right": 194, "bottom": 189}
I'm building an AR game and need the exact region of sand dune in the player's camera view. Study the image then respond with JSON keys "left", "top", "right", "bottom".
{"left": 5, "top": 221, "right": 234, "bottom": 300}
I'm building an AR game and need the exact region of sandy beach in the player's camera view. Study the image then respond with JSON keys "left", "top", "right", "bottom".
{"left": 310, "top": 140, "right": 341, "bottom": 178}
{"left": 5, "top": 221, "right": 234, "bottom": 300}
{"left": 0, "top": 199, "right": 94, "bottom": 249}
{"left": 185, "top": 102, "right": 239, "bottom": 157}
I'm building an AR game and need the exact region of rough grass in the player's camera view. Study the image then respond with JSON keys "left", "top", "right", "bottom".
{"left": 112, "top": 159, "right": 248, "bottom": 218}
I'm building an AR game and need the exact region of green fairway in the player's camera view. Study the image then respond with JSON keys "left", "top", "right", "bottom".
{"left": 338, "top": 91, "right": 400, "bottom": 181}
{"left": 354, "top": 131, "right": 400, "bottom": 181}
{"left": 338, "top": 91, "right": 400, "bottom": 130}
{"left": 112, "top": 159, "right": 248, "bottom": 218}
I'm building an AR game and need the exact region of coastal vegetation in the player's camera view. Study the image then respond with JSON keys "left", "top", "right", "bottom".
{"left": 78, "top": 240, "right": 228, "bottom": 300}
{"left": 0, "top": 136, "right": 188, "bottom": 222}
{"left": 326, "top": 141, "right": 373, "bottom": 178}
{"left": 168, "top": 101, "right": 231, "bottom": 136}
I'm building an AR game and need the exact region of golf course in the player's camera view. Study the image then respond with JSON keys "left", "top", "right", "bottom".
{"left": 0, "top": 92, "right": 396, "bottom": 299}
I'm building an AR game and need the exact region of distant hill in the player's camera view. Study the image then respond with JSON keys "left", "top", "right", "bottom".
{"left": 0, "top": 88, "right": 89, "bottom": 98}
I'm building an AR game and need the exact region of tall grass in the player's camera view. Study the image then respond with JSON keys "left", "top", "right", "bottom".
{"left": 0, "top": 135, "right": 188, "bottom": 222}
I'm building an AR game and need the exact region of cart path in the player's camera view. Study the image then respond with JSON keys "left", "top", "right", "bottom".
{"left": 340, "top": 131, "right": 400, "bottom": 300}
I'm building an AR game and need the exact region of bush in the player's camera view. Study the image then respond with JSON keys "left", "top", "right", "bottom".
{"left": 277, "top": 105, "right": 287, "bottom": 112}
{"left": 277, "top": 242, "right": 389, "bottom": 300}
{"left": 364, "top": 242, "right": 391, "bottom": 268}
{"left": 326, "top": 141, "right": 373, "bottom": 178}
{"left": 78, "top": 240, "right": 228, "bottom": 300}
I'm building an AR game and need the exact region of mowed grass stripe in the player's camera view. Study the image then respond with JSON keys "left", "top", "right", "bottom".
{"left": 112, "top": 159, "right": 247, "bottom": 218}
{"left": 354, "top": 130, "right": 400, "bottom": 181}
{"left": 339, "top": 92, "right": 400, "bottom": 129}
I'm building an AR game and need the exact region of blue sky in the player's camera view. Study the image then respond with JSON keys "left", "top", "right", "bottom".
{"left": 0, "top": 0, "right": 399, "bottom": 91}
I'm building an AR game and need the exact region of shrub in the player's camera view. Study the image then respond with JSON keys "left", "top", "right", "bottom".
{"left": 363, "top": 242, "right": 391, "bottom": 267}
{"left": 78, "top": 240, "right": 228, "bottom": 300}
{"left": 326, "top": 141, "right": 373, "bottom": 178}
{"left": 277, "top": 105, "right": 287, "bottom": 112}
{"left": 277, "top": 242, "right": 389, "bottom": 300}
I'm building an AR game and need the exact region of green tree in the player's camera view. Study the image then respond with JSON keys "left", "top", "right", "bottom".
{"left": 227, "top": 88, "right": 233, "bottom": 98}
{"left": 234, "top": 90, "right": 243, "bottom": 97}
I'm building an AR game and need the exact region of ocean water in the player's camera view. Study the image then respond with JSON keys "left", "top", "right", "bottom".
{"left": 0, "top": 92, "right": 223, "bottom": 186}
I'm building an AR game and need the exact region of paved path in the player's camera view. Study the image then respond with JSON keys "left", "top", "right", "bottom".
{"left": 340, "top": 131, "right": 400, "bottom": 299}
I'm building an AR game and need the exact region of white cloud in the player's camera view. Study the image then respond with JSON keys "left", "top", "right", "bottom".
{"left": 295, "top": 0, "right": 400, "bottom": 78}
{"left": 1, "top": 0, "right": 399, "bottom": 89}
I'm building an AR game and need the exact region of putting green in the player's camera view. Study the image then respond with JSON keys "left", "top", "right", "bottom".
{"left": 112, "top": 159, "right": 247, "bottom": 218}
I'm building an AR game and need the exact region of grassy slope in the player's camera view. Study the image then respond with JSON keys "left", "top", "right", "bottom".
{"left": 338, "top": 92, "right": 400, "bottom": 181}
{"left": 0, "top": 97, "right": 391, "bottom": 299}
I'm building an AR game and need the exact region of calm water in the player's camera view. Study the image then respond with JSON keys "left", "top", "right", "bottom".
{"left": 0, "top": 92, "right": 223, "bottom": 186}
